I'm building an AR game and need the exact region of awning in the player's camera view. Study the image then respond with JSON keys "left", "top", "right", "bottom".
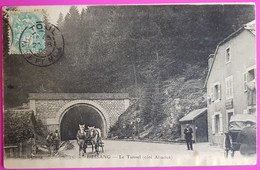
{"left": 230, "top": 114, "right": 256, "bottom": 123}
{"left": 179, "top": 108, "right": 207, "bottom": 122}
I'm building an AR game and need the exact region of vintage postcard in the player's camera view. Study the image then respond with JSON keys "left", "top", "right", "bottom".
{"left": 2, "top": 3, "right": 256, "bottom": 168}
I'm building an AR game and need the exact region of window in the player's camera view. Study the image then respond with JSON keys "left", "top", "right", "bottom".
{"left": 211, "top": 113, "right": 223, "bottom": 134}
{"left": 227, "top": 112, "right": 233, "bottom": 124}
{"left": 215, "top": 115, "right": 220, "bottom": 134}
{"left": 244, "top": 68, "right": 256, "bottom": 92}
{"left": 248, "top": 69, "right": 255, "bottom": 81}
{"left": 210, "top": 86, "right": 214, "bottom": 102}
{"left": 243, "top": 72, "right": 248, "bottom": 92}
{"left": 244, "top": 68, "right": 256, "bottom": 106}
{"left": 227, "top": 111, "right": 233, "bottom": 128}
{"left": 226, "top": 47, "right": 231, "bottom": 63}
{"left": 225, "top": 76, "right": 233, "bottom": 99}
{"left": 209, "top": 83, "right": 221, "bottom": 103}
{"left": 213, "top": 83, "right": 221, "bottom": 101}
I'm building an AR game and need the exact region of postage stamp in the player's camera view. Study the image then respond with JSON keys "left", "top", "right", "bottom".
{"left": 8, "top": 10, "right": 45, "bottom": 54}
{"left": 19, "top": 23, "right": 64, "bottom": 66}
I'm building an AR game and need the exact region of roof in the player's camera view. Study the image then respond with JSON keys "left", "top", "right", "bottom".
{"left": 179, "top": 108, "right": 207, "bottom": 122}
{"left": 244, "top": 20, "right": 256, "bottom": 35}
{"left": 29, "top": 93, "right": 129, "bottom": 100}
{"left": 204, "top": 20, "right": 256, "bottom": 88}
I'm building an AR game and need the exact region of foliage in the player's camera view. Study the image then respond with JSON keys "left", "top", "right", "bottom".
{"left": 3, "top": 5, "right": 255, "bottom": 107}
{"left": 4, "top": 110, "right": 35, "bottom": 144}
{"left": 3, "top": 109, "right": 48, "bottom": 145}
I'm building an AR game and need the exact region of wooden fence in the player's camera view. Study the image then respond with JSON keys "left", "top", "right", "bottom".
{"left": 4, "top": 139, "right": 35, "bottom": 158}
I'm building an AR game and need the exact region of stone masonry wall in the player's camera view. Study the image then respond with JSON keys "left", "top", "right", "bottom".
{"left": 32, "top": 99, "right": 129, "bottom": 134}
{"left": 95, "top": 100, "right": 127, "bottom": 128}
{"left": 35, "top": 100, "right": 71, "bottom": 123}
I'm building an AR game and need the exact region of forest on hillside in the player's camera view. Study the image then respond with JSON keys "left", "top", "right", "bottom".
{"left": 3, "top": 5, "right": 255, "bottom": 139}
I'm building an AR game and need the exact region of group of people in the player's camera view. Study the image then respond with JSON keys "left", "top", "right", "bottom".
{"left": 184, "top": 123, "right": 256, "bottom": 157}
{"left": 184, "top": 124, "right": 234, "bottom": 155}
{"left": 46, "top": 130, "right": 60, "bottom": 155}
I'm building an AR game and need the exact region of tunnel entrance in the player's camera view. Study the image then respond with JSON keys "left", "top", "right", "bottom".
{"left": 60, "top": 104, "right": 106, "bottom": 141}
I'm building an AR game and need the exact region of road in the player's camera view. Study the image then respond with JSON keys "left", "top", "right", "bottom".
{"left": 4, "top": 140, "right": 256, "bottom": 168}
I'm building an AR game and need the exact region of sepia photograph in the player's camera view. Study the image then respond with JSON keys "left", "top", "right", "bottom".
{"left": 2, "top": 3, "right": 256, "bottom": 168}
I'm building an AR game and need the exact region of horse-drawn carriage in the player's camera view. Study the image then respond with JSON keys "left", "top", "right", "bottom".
{"left": 77, "top": 125, "right": 104, "bottom": 156}
{"left": 224, "top": 114, "right": 256, "bottom": 158}
{"left": 85, "top": 140, "right": 104, "bottom": 153}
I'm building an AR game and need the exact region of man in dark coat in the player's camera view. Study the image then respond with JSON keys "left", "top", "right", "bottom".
{"left": 184, "top": 124, "right": 193, "bottom": 150}
{"left": 223, "top": 131, "right": 233, "bottom": 158}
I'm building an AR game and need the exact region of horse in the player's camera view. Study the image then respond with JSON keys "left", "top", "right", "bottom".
{"left": 86, "top": 126, "right": 102, "bottom": 154}
{"left": 76, "top": 124, "right": 87, "bottom": 157}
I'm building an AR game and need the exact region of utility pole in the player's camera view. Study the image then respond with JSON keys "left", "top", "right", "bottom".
{"left": 156, "top": 44, "right": 160, "bottom": 94}
{"left": 136, "top": 118, "right": 141, "bottom": 139}
{"left": 133, "top": 58, "right": 138, "bottom": 98}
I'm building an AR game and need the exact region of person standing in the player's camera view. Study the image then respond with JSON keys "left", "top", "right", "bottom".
{"left": 46, "top": 132, "right": 54, "bottom": 155}
{"left": 223, "top": 131, "right": 233, "bottom": 158}
{"left": 184, "top": 124, "right": 193, "bottom": 150}
{"left": 53, "top": 130, "right": 60, "bottom": 154}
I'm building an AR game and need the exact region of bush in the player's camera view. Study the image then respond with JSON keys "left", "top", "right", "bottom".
{"left": 3, "top": 109, "right": 46, "bottom": 145}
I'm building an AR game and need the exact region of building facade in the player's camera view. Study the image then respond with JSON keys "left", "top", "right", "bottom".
{"left": 205, "top": 21, "right": 256, "bottom": 146}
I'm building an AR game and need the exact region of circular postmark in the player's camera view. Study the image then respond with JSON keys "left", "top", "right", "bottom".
{"left": 19, "top": 22, "right": 64, "bottom": 67}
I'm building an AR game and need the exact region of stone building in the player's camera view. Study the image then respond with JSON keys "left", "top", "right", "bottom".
{"left": 204, "top": 20, "right": 256, "bottom": 146}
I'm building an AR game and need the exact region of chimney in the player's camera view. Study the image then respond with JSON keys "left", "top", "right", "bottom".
{"left": 208, "top": 54, "right": 214, "bottom": 70}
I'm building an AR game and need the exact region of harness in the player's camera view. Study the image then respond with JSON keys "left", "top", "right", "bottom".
{"left": 89, "top": 129, "right": 99, "bottom": 138}
{"left": 77, "top": 130, "right": 86, "bottom": 140}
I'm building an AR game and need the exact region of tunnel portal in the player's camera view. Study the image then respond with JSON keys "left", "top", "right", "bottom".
{"left": 60, "top": 104, "right": 105, "bottom": 141}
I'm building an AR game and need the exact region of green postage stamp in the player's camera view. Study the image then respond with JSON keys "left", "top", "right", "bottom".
{"left": 8, "top": 10, "right": 45, "bottom": 54}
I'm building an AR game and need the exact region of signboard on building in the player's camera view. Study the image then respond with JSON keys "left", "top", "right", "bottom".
{"left": 225, "top": 99, "right": 233, "bottom": 109}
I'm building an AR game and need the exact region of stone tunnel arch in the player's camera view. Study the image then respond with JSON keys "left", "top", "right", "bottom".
{"left": 57, "top": 100, "right": 110, "bottom": 141}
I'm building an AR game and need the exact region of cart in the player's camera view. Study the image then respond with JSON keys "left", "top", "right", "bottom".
{"left": 225, "top": 114, "right": 256, "bottom": 157}
{"left": 85, "top": 140, "right": 104, "bottom": 153}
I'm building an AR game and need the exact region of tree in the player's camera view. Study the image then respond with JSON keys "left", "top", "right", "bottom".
{"left": 56, "top": 12, "right": 64, "bottom": 28}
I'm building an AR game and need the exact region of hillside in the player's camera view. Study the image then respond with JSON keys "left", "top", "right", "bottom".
{"left": 109, "top": 64, "right": 208, "bottom": 140}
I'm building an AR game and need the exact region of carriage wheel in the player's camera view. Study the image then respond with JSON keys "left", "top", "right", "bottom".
{"left": 224, "top": 150, "right": 228, "bottom": 158}
{"left": 101, "top": 144, "right": 104, "bottom": 153}
{"left": 231, "top": 150, "right": 235, "bottom": 158}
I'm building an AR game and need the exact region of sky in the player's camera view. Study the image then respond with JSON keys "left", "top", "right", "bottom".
{"left": 16, "top": 3, "right": 254, "bottom": 25}
{"left": 17, "top": 5, "right": 86, "bottom": 24}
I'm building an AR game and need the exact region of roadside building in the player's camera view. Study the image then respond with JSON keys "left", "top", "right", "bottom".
{"left": 204, "top": 20, "right": 256, "bottom": 146}
{"left": 179, "top": 108, "right": 208, "bottom": 143}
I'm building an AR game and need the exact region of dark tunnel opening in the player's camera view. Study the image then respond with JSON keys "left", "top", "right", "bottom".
{"left": 60, "top": 104, "right": 105, "bottom": 141}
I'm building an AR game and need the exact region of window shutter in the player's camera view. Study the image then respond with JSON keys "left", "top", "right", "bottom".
{"left": 244, "top": 72, "right": 248, "bottom": 92}
{"left": 225, "top": 79, "right": 229, "bottom": 98}
{"left": 211, "top": 115, "right": 215, "bottom": 134}
{"left": 218, "top": 83, "right": 221, "bottom": 100}
{"left": 230, "top": 77, "right": 233, "bottom": 97}
{"left": 219, "top": 114, "right": 223, "bottom": 133}
{"left": 211, "top": 86, "right": 214, "bottom": 102}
